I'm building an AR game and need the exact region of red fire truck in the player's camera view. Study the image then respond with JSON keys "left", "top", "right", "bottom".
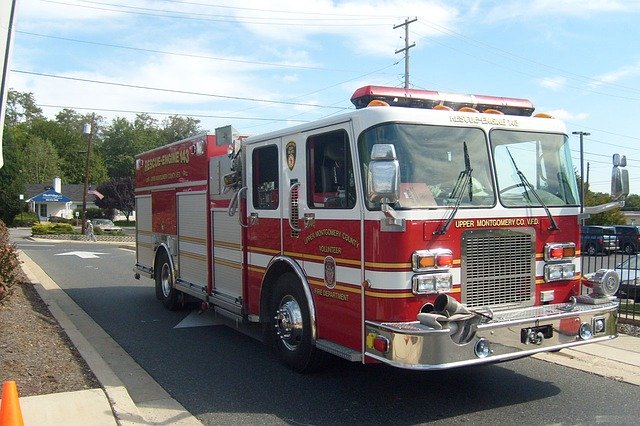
{"left": 134, "top": 85, "right": 626, "bottom": 372}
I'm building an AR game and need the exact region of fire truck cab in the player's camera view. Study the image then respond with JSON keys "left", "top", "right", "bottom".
{"left": 134, "top": 85, "right": 625, "bottom": 372}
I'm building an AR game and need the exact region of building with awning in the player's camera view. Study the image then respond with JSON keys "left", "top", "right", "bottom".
{"left": 29, "top": 189, "right": 72, "bottom": 203}
{"left": 25, "top": 177, "right": 99, "bottom": 221}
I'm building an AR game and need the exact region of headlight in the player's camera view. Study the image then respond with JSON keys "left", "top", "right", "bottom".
{"left": 579, "top": 323, "right": 593, "bottom": 340}
{"left": 544, "top": 263, "right": 576, "bottom": 282}
{"left": 412, "top": 272, "right": 452, "bottom": 294}
{"left": 474, "top": 338, "right": 491, "bottom": 358}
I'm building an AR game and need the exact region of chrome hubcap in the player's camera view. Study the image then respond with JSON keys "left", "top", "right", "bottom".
{"left": 274, "top": 295, "right": 303, "bottom": 351}
{"left": 161, "top": 263, "right": 172, "bottom": 297}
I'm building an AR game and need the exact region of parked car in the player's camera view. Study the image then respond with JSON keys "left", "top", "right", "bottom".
{"left": 615, "top": 254, "right": 640, "bottom": 301}
{"left": 580, "top": 225, "right": 619, "bottom": 256}
{"left": 614, "top": 225, "right": 640, "bottom": 255}
{"left": 91, "top": 219, "right": 122, "bottom": 233}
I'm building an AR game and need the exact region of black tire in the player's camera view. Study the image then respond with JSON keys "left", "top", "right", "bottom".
{"left": 155, "top": 251, "right": 180, "bottom": 311}
{"left": 270, "top": 273, "right": 324, "bottom": 373}
{"left": 586, "top": 244, "right": 597, "bottom": 256}
{"left": 624, "top": 243, "right": 636, "bottom": 255}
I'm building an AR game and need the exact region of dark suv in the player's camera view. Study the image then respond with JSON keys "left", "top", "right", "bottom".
{"left": 614, "top": 225, "right": 640, "bottom": 254}
{"left": 581, "top": 225, "right": 619, "bottom": 256}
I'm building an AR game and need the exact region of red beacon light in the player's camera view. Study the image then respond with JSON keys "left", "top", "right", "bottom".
{"left": 350, "top": 85, "right": 535, "bottom": 117}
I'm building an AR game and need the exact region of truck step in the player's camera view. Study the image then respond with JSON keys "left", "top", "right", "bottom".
{"left": 316, "top": 339, "right": 361, "bottom": 362}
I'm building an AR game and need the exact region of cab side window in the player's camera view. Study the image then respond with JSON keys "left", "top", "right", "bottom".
{"left": 252, "top": 145, "right": 279, "bottom": 210}
{"left": 306, "top": 130, "right": 355, "bottom": 209}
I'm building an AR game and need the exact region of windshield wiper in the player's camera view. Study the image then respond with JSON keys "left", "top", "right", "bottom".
{"left": 506, "top": 148, "right": 559, "bottom": 231}
{"left": 435, "top": 142, "right": 472, "bottom": 235}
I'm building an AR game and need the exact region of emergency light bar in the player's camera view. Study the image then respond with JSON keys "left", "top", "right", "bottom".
{"left": 351, "top": 85, "right": 535, "bottom": 117}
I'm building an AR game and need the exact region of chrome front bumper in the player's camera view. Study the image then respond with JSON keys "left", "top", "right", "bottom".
{"left": 364, "top": 300, "right": 618, "bottom": 370}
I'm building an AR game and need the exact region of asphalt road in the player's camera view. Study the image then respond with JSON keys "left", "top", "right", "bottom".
{"left": 12, "top": 234, "right": 640, "bottom": 425}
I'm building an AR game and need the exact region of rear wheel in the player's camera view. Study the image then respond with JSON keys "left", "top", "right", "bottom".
{"left": 270, "top": 273, "right": 324, "bottom": 373}
{"left": 155, "top": 251, "right": 180, "bottom": 310}
{"left": 624, "top": 243, "right": 636, "bottom": 255}
{"left": 586, "top": 244, "right": 597, "bottom": 256}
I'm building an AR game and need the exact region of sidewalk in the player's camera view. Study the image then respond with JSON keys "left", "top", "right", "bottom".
{"left": 4, "top": 244, "right": 640, "bottom": 425}
{"left": 7, "top": 248, "right": 202, "bottom": 425}
{"left": 533, "top": 334, "right": 640, "bottom": 386}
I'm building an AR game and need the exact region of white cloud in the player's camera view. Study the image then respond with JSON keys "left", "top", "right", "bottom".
{"left": 589, "top": 61, "right": 640, "bottom": 88}
{"left": 539, "top": 76, "right": 567, "bottom": 91}
{"left": 234, "top": 0, "right": 459, "bottom": 56}
{"left": 480, "top": 0, "right": 634, "bottom": 22}
{"left": 546, "top": 109, "right": 589, "bottom": 122}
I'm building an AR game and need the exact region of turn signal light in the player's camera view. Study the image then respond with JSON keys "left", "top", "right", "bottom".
{"left": 544, "top": 243, "right": 576, "bottom": 261}
{"left": 436, "top": 253, "right": 453, "bottom": 268}
{"left": 412, "top": 249, "right": 453, "bottom": 272}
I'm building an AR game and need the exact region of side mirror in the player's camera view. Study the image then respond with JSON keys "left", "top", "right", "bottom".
{"left": 612, "top": 153, "right": 627, "bottom": 167}
{"left": 367, "top": 144, "right": 400, "bottom": 204}
{"left": 611, "top": 153, "right": 629, "bottom": 201}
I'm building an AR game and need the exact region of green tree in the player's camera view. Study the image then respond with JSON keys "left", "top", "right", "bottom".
{"left": 134, "top": 113, "right": 162, "bottom": 152}
{"left": 23, "top": 135, "right": 63, "bottom": 183}
{"left": 102, "top": 115, "right": 161, "bottom": 180}
{"left": 102, "top": 117, "right": 136, "bottom": 179}
{"left": 5, "top": 91, "right": 43, "bottom": 127}
{"left": 622, "top": 193, "right": 640, "bottom": 211}
{"left": 160, "top": 115, "right": 201, "bottom": 145}
{"left": 94, "top": 178, "right": 134, "bottom": 221}
{"left": 585, "top": 191, "right": 626, "bottom": 225}
{"left": 0, "top": 128, "right": 27, "bottom": 224}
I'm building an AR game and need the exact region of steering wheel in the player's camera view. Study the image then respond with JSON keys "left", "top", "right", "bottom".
{"left": 499, "top": 183, "right": 526, "bottom": 194}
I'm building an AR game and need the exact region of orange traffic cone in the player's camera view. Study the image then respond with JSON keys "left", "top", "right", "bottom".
{"left": 0, "top": 381, "right": 24, "bottom": 426}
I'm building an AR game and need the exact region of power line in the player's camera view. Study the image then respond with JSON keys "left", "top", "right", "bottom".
{"left": 41, "top": 0, "right": 392, "bottom": 26}
{"left": 150, "top": 0, "right": 402, "bottom": 18}
{"left": 12, "top": 69, "right": 348, "bottom": 110}
{"left": 16, "top": 31, "right": 355, "bottom": 72}
{"left": 414, "top": 20, "right": 640, "bottom": 96}
{"left": 76, "top": 0, "right": 406, "bottom": 19}
{"left": 36, "top": 103, "right": 310, "bottom": 122}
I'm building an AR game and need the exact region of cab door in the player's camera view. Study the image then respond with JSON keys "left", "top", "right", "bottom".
{"left": 246, "top": 139, "right": 282, "bottom": 313}
{"left": 281, "top": 123, "right": 364, "bottom": 352}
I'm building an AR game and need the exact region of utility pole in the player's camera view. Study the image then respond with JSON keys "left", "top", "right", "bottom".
{"left": 394, "top": 17, "right": 417, "bottom": 89}
{"left": 572, "top": 131, "right": 590, "bottom": 223}
{"left": 586, "top": 162, "right": 590, "bottom": 193}
{"left": 81, "top": 114, "right": 95, "bottom": 234}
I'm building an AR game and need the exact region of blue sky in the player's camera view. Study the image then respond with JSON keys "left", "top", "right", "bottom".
{"left": 8, "top": 0, "right": 640, "bottom": 193}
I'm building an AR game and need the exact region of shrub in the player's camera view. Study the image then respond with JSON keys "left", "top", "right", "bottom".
{"left": 49, "top": 216, "right": 75, "bottom": 225}
{"left": 74, "top": 207, "right": 106, "bottom": 221}
{"left": 32, "top": 223, "right": 76, "bottom": 235}
{"left": 114, "top": 220, "right": 135, "bottom": 227}
{"left": 12, "top": 212, "right": 39, "bottom": 227}
{"left": 0, "top": 220, "right": 22, "bottom": 302}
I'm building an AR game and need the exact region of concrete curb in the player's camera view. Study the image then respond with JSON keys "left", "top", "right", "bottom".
{"left": 17, "top": 250, "right": 203, "bottom": 425}
{"left": 532, "top": 335, "right": 640, "bottom": 386}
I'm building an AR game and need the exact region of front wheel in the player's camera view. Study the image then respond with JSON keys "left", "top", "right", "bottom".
{"left": 586, "top": 244, "right": 597, "bottom": 256}
{"left": 155, "top": 251, "right": 180, "bottom": 310}
{"left": 270, "top": 273, "right": 324, "bottom": 373}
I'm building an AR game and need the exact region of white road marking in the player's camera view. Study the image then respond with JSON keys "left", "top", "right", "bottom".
{"left": 55, "top": 251, "right": 108, "bottom": 259}
{"left": 174, "top": 310, "right": 224, "bottom": 328}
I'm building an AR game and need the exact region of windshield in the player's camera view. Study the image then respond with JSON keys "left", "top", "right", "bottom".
{"left": 618, "top": 255, "right": 640, "bottom": 270}
{"left": 491, "top": 130, "right": 579, "bottom": 207}
{"left": 358, "top": 123, "right": 495, "bottom": 209}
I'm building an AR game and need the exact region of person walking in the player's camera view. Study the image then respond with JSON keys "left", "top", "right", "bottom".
{"left": 85, "top": 220, "right": 96, "bottom": 242}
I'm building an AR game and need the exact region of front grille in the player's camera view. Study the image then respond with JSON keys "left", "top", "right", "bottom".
{"left": 462, "top": 229, "right": 535, "bottom": 308}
